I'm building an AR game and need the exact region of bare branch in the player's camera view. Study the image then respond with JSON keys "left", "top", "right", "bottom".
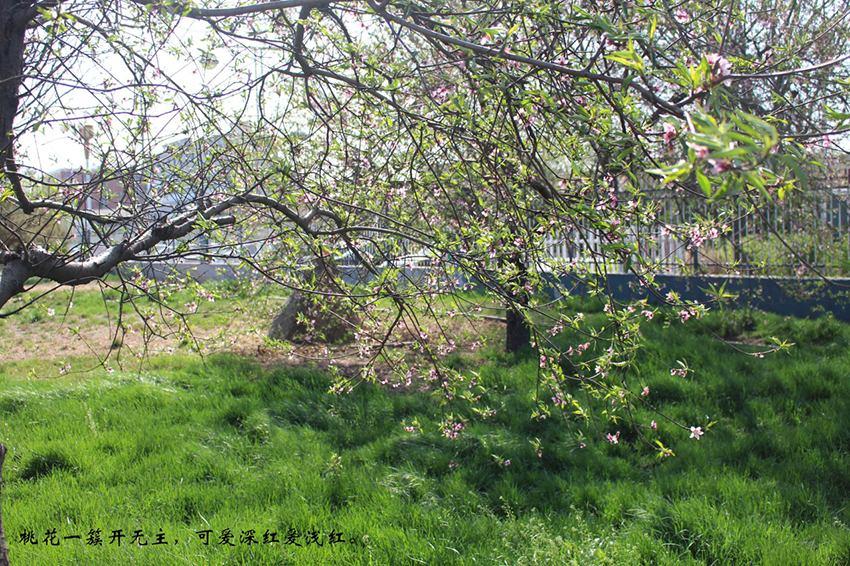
{"left": 127, "top": 0, "right": 357, "bottom": 20}
{"left": 730, "top": 53, "right": 850, "bottom": 80}
{"left": 365, "top": 0, "right": 687, "bottom": 118}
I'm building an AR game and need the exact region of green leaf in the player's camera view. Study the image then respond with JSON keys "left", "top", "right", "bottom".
{"left": 826, "top": 106, "right": 850, "bottom": 122}
{"left": 706, "top": 147, "right": 749, "bottom": 161}
{"left": 777, "top": 154, "right": 808, "bottom": 190}
{"left": 696, "top": 169, "right": 712, "bottom": 197}
{"left": 605, "top": 44, "right": 645, "bottom": 73}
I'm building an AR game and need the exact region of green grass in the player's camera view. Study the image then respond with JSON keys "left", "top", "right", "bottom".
{"left": 0, "top": 304, "right": 849, "bottom": 565}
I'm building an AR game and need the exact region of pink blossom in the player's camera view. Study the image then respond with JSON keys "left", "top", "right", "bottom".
{"left": 641, "top": 386, "right": 650, "bottom": 396}
{"left": 606, "top": 431, "right": 620, "bottom": 444}
{"left": 709, "top": 158, "right": 733, "bottom": 174}
{"left": 679, "top": 309, "right": 692, "bottom": 322}
{"left": 690, "top": 426, "right": 704, "bottom": 440}
{"left": 504, "top": 460, "right": 511, "bottom": 466}
{"left": 687, "top": 142, "right": 710, "bottom": 159}
{"left": 403, "top": 426, "right": 416, "bottom": 432}
{"left": 442, "top": 419, "right": 466, "bottom": 439}
{"left": 706, "top": 53, "right": 732, "bottom": 84}
{"left": 689, "top": 225, "right": 707, "bottom": 249}
{"left": 642, "top": 310, "right": 655, "bottom": 321}
{"left": 663, "top": 122, "right": 677, "bottom": 144}
{"left": 449, "top": 460, "right": 458, "bottom": 468}
{"left": 431, "top": 85, "right": 452, "bottom": 102}
{"left": 47, "top": 308, "right": 55, "bottom": 316}
{"left": 674, "top": 9, "right": 690, "bottom": 23}
{"left": 651, "top": 420, "right": 657, "bottom": 430}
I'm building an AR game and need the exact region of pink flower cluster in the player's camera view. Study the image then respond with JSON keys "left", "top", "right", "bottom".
{"left": 567, "top": 342, "right": 590, "bottom": 356}
{"left": 197, "top": 287, "right": 216, "bottom": 302}
{"left": 687, "top": 141, "right": 710, "bottom": 159}
{"left": 551, "top": 391, "right": 569, "bottom": 408}
{"left": 706, "top": 53, "right": 732, "bottom": 85}
{"left": 546, "top": 321, "right": 565, "bottom": 336}
{"left": 663, "top": 123, "right": 677, "bottom": 144}
{"left": 442, "top": 420, "right": 466, "bottom": 440}
{"left": 687, "top": 225, "right": 720, "bottom": 250}
{"left": 437, "top": 340, "right": 456, "bottom": 356}
{"left": 431, "top": 85, "right": 453, "bottom": 103}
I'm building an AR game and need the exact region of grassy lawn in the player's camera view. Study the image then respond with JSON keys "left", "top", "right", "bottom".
{"left": 0, "top": 287, "right": 848, "bottom": 565}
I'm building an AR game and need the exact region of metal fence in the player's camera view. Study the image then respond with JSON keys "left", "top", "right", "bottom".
{"left": 544, "top": 186, "right": 850, "bottom": 277}
{"left": 334, "top": 184, "right": 850, "bottom": 279}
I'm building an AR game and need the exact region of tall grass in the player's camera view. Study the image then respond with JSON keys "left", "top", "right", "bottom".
{"left": 0, "top": 304, "right": 848, "bottom": 565}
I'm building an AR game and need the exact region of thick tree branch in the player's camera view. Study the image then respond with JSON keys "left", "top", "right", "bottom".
{"left": 0, "top": 210, "right": 235, "bottom": 312}
{"left": 1, "top": 0, "right": 33, "bottom": 215}
{"left": 126, "top": 0, "right": 355, "bottom": 20}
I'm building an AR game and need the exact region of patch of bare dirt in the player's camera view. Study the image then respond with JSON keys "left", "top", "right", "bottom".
{"left": 1, "top": 298, "right": 504, "bottom": 382}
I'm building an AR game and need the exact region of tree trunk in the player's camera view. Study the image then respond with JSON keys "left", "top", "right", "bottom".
{"left": 268, "top": 255, "right": 359, "bottom": 344}
{"left": 505, "top": 304, "right": 531, "bottom": 352}
{"left": 505, "top": 249, "right": 531, "bottom": 353}
{"left": 0, "top": 443, "right": 10, "bottom": 566}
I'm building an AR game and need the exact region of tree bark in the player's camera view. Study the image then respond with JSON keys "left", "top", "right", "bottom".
{"left": 268, "top": 255, "right": 359, "bottom": 344}
{"left": 505, "top": 303, "right": 531, "bottom": 352}
{"left": 0, "top": 443, "right": 10, "bottom": 566}
{"left": 505, "top": 250, "right": 531, "bottom": 353}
